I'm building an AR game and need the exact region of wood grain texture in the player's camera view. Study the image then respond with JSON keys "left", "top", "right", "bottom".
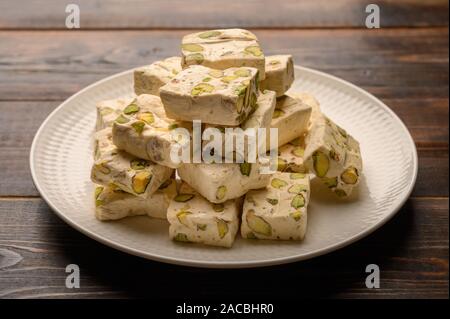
{"left": 0, "top": 28, "right": 448, "bottom": 101}
{"left": 0, "top": 0, "right": 448, "bottom": 29}
{"left": 0, "top": 197, "right": 447, "bottom": 299}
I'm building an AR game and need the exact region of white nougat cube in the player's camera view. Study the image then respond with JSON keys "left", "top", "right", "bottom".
{"left": 167, "top": 183, "right": 241, "bottom": 248}
{"left": 241, "top": 172, "right": 310, "bottom": 240}
{"left": 134, "top": 57, "right": 182, "bottom": 96}
{"left": 181, "top": 28, "right": 265, "bottom": 80}
{"left": 94, "top": 179, "right": 177, "bottom": 221}
{"left": 260, "top": 55, "right": 294, "bottom": 97}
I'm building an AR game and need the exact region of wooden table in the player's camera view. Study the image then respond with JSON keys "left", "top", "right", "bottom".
{"left": 0, "top": 0, "right": 448, "bottom": 299}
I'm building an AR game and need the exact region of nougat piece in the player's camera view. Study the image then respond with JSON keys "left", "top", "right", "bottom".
{"left": 260, "top": 55, "right": 294, "bottom": 97}
{"left": 177, "top": 161, "right": 271, "bottom": 204}
{"left": 167, "top": 183, "right": 241, "bottom": 248}
{"left": 289, "top": 92, "right": 321, "bottom": 128}
{"left": 96, "top": 97, "right": 134, "bottom": 131}
{"left": 181, "top": 29, "right": 265, "bottom": 80}
{"left": 92, "top": 128, "right": 173, "bottom": 198}
{"left": 304, "top": 113, "right": 363, "bottom": 197}
{"left": 94, "top": 179, "right": 177, "bottom": 221}
{"left": 160, "top": 65, "right": 259, "bottom": 126}
{"left": 241, "top": 172, "right": 310, "bottom": 240}
{"left": 112, "top": 94, "right": 191, "bottom": 168}
{"left": 134, "top": 57, "right": 182, "bottom": 96}
{"left": 270, "top": 94, "right": 312, "bottom": 147}
{"left": 202, "top": 90, "right": 276, "bottom": 159}
{"left": 277, "top": 136, "right": 306, "bottom": 173}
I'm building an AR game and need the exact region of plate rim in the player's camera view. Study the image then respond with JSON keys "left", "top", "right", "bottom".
{"left": 29, "top": 65, "right": 419, "bottom": 269}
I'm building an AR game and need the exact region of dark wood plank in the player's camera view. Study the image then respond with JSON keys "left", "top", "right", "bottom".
{"left": 0, "top": 100, "right": 447, "bottom": 197}
{"left": 0, "top": 28, "right": 447, "bottom": 101}
{"left": 0, "top": 197, "right": 447, "bottom": 299}
{"left": 0, "top": 0, "right": 448, "bottom": 29}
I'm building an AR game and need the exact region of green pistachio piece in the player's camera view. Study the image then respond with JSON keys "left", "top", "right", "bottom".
{"left": 240, "top": 162, "right": 252, "bottom": 176}
{"left": 290, "top": 173, "right": 306, "bottom": 180}
{"left": 131, "top": 121, "right": 145, "bottom": 134}
{"left": 246, "top": 209, "right": 272, "bottom": 236}
{"left": 174, "top": 193, "right": 195, "bottom": 202}
{"left": 198, "top": 30, "right": 221, "bottom": 39}
{"left": 269, "top": 60, "right": 281, "bottom": 66}
{"left": 288, "top": 184, "right": 308, "bottom": 194}
{"left": 95, "top": 186, "right": 104, "bottom": 199}
{"left": 341, "top": 166, "right": 359, "bottom": 184}
{"left": 233, "top": 68, "right": 251, "bottom": 77}
{"left": 290, "top": 211, "right": 302, "bottom": 221}
{"left": 271, "top": 178, "right": 288, "bottom": 189}
{"left": 212, "top": 203, "right": 225, "bottom": 212}
{"left": 202, "top": 77, "right": 212, "bottom": 82}
{"left": 137, "top": 112, "right": 154, "bottom": 125}
{"left": 168, "top": 123, "right": 179, "bottom": 130}
{"left": 182, "top": 43, "right": 204, "bottom": 52}
{"left": 217, "top": 219, "right": 229, "bottom": 239}
{"left": 334, "top": 189, "right": 348, "bottom": 197}
{"left": 221, "top": 75, "right": 238, "bottom": 83}
{"left": 185, "top": 53, "right": 204, "bottom": 64}
{"left": 216, "top": 186, "right": 227, "bottom": 201}
{"left": 329, "top": 148, "right": 341, "bottom": 161}
{"left": 173, "top": 233, "right": 190, "bottom": 243}
{"left": 95, "top": 199, "right": 104, "bottom": 207}
{"left": 234, "top": 85, "right": 247, "bottom": 97}
{"left": 158, "top": 179, "right": 172, "bottom": 190}
{"left": 130, "top": 158, "right": 149, "bottom": 170}
{"left": 191, "top": 83, "right": 214, "bottom": 96}
{"left": 176, "top": 210, "right": 192, "bottom": 226}
{"left": 312, "top": 151, "right": 330, "bottom": 178}
{"left": 95, "top": 162, "right": 111, "bottom": 174}
{"left": 266, "top": 198, "right": 278, "bottom": 205}
{"left": 197, "top": 224, "right": 207, "bottom": 231}
{"left": 272, "top": 109, "right": 285, "bottom": 119}
{"left": 292, "top": 147, "right": 304, "bottom": 158}
{"left": 115, "top": 114, "right": 130, "bottom": 124}
{"left": 291, "top": 194, "right": 305, "bottom": 209}
{"left": 245, "top": 46, "right": 263, "bottom": 57}
{"left": 277, "top": 158, "right": 287, "bottom": 172}
{"left": 323, "top": 177, "right": 338, "bottom": 188}
{"left": 123, "top": 103, "right": 140, "bottom": 115}
{"left": 132, "top": 171, "right": 152, "bottom": 194}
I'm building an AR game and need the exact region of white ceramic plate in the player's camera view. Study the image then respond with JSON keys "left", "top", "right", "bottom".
{"left": 30, "top": 66, "right": 418, "bottom": 268}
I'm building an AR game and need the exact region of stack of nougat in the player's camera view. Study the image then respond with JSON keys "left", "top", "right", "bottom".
{"left": 91, "top": 29, "right": 363, "bottom": 248}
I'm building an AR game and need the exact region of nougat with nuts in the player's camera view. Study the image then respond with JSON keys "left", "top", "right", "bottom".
{"left": 91, "top": 127, "right": 173, "bottom": 198}
{"left": 96, "top": 97, "right": 134, "bottom": 131}
{"left": 277, "top": 136, "right": 307, "bottom": 173}
{"left": 112, "top": 94, "right": 192, "bottom": 169}
{"left": 270, "top": 93, "right": 312, "bottom": 147}
{"left": 134, "top": 57, "right": 182, "bottom": 96}
{"left": 160, "top": 65, "right": 259, "bottom": 126}
{"left": 94, "top": 179, "right": 177, "bottom": 221}
{"left": 304, "top": 112, "right": 363, "bottom": 197}
{"left": 167, "top": 183, "right": 241, "bottom": 248}
{"left": 260, "top": 55, "right": 294, "bottom": 97}
{"left": 177, "top": 161, "right": 272, "bottom": 204}
{"left": 241, "top": 172, "right": 310, "bottom": 240}
{"left": 181, "top": 28, "right": 265, "bottom": 80}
